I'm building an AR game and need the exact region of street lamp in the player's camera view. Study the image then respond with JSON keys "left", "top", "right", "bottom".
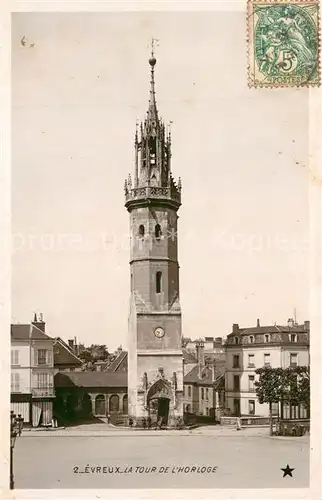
{"left": 10, "top": 411, "right": 24, "bottom": 489}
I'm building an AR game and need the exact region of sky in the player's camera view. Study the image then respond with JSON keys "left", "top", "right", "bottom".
{"left": 12, "top": 12, "right": 309, "bottom": 350}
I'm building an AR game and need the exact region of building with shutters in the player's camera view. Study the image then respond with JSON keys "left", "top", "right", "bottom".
{"left": 224, "top": 318, "right": 310, "bottom": 418}
{"left": 11, "top": 314, "right": 56, "bottom": 427}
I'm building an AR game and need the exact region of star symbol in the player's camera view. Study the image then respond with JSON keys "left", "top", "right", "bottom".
{"left": 281, "top": 464, "right": 294, "bottom": 477}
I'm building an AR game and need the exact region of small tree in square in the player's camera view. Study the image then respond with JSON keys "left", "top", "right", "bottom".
{"left": 254, "top": 367, "right": 287, "bottom": 435}
{"left": 255, "top": 366, "right": 310, "bottom": 435}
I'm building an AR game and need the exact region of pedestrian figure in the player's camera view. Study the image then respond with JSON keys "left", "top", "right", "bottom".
{"left": 129, "top": 417, "right": 133, "bottom": 428}
{"left": 147, "top": 416, "right": 152, "bottom": 429}
{"left": 107, "top": 413, "right": 111, "bottom": 425}
{"left": 236, "top": 417, "right": 242, "bottom": 431}
{"left": 142, "top": 417, "right": 146, "bottom": 429}
{"left": 157, "top": 416, "right": 163, "bottom": 429}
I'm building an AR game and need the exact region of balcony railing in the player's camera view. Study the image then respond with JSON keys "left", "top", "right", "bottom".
{"left": 125, "top": 186, "right": 181, "bottom": 205}
{"left": 32, "top": 387, "right": 55, "bottom": 397}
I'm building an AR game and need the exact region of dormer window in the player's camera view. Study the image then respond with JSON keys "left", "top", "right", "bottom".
{"left": 264, "top": 334, "right": 270, "bottom": 343}
{"left": 249, "top": 336, "right": 254, "bottom": 344}
{"left": 235, "top": 337, "right": 239, "bottom": 345}
{"left": 290, "top": 334, "right": 297, "bottom": 343}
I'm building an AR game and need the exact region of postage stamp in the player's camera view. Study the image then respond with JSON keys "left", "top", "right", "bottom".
{"left": 247, "top": 0, "right": 321, "bottom": 87}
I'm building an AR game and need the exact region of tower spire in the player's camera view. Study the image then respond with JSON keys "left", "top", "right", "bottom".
{"left": 147, "top": 38, "right": 159, "bottom": 125}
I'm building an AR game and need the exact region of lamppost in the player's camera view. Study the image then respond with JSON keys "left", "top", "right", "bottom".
{"left": 10, "top": 410, "right": 24, "bottom": 489}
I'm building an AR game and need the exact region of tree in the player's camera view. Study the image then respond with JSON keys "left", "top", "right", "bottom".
{"left": 255, "top": 367, "right": 286, "bottom": 435}
{"left": 283, "top": 366, "right": 310, "bottom": 413}
{"left": 255, "top": 366, "right": 310, "bottom": 435}
{"left": 78, "top": 344, "right": 110, "bottom": 364}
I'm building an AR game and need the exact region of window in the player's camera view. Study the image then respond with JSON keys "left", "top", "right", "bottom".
{"left": 138, "top": 225, "right": 145, "bottom": 238}
{"left": 11, "top": 350, "right": 19, "bottom": 365}
{"left": 290, "top": 334, "right": 297, "bottom": 342}
{"left": 37, "top": 373, "right": 50, "bottom": 388}
{"left": 248, "top": 400, "right": 255, "bottom": 415}
{"left": 233, "top": 354, "right": 240, "bottom": 368}
{"left": 290, "top": 353, "right": 298, "bottom": 367}
{"left": 188, "top": 386, "right": 191, "bottom": 397}
{"left": 201, "top": 388, "right": 204, "bottom": 400}
{"left": 264, "top": 334, "right": 270, "bottom": 343}
{"left": 155, "top": 224, "right": 162, "bottom": 239}
{"left": 234, "top": 337, "right": 239, "bottom": 344}
{"left": 249, "top": 336, "right": 254, "bottom": 344}
{"left": 264, "top": 353, "right": 271, "bottom": 367}
{"left": 156, "top": 271, "right": 162, "bottom": 294}
{"left": 11, "top": 373, "right": 20, "bottom": 392}
{"left": 37, "top": 349, "right": 47, "bottom": 365}
{"left": 233, "top": 375, "right": 240, "bottom": 391}
{"left": 248, "top": 375, "right": 255, "bottom": 392}
{"left": 206, "top": 407, "right": 209, "bottom": 416}
{"left": 183, "top": 385, "right": 185, "bottom": 396}
{"left": 205, "top": 388, "right": 209, "bottom": 400}
{"left": 248, "top": 353, "right": 255, "bottom": 367}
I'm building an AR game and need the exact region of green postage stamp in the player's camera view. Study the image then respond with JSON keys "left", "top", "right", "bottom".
{"left": 248, "top": 0, "right": 321, "bottom": 87}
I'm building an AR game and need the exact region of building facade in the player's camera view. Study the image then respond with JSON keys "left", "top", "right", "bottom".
{"left": 124, "top": 51, "right": 183, "bottom": 426}
{"left": 225, "top": 318, "right": 310, "bottom": 418}
{"left": 11, "top": 315, "right": 55, "bottom": 427}
{"left": 54, "top": 371, "right": 127, "bottom": 424}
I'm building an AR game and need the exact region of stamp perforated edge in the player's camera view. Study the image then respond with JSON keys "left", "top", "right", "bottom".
{"left": 247, "top": 0, "right": 321, "bottom": 88}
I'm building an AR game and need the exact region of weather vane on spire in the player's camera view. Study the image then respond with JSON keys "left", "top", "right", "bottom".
{"left": 150, "top": 37, "right": 160, "bottom": 58}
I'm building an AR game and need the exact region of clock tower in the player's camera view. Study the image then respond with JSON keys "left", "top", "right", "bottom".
{"left": 124, "top": 49, "right": 183, "bottom": 427}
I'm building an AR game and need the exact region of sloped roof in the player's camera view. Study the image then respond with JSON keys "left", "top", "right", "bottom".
{"left": 183, "top": 350, "right": 197, "bottom": 364}
{"left": 184, "top": 361, "right": 225, "bottom": 387}
{"left": 228, "top": 324, "right": 308, "bottom": 337}
{"left": 11, "top": 324, "right": 52, "bottom": 341}
{"left": 53, "top": 338, "right": 82, "bottom": 366}
{"left": 54, "top": 371, "right": 127, "bottom": 388}
{"left": 106, "top": 351, "right": 128, "bottom": 372}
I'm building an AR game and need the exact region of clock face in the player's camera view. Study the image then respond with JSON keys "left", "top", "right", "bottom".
{"left": 154, "top": 327, "right": 165, "bottom": 338}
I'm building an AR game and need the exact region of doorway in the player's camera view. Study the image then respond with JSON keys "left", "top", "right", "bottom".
{"left": 233, "top": 398, "right": 240, "bottom": 416}
{"left": 157, "top": 398, "right": 170, "bottom": 425}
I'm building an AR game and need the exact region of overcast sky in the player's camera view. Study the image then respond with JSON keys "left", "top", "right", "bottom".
{"left": 12, "top": 12, "right": 309, "bottom": 350}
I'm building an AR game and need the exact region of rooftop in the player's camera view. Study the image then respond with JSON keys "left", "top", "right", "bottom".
{"left": 11, "top": 324, "right": 52, "bottom": 341}
{"left": 54, "top": 371, "right": 127, "bottom": 388}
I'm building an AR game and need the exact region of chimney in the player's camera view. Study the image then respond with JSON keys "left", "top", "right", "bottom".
{"left": 232, "top": 323, "right": 239, "bottom": 334}
{"left": 196, "top": 340, "right": 205, "bottom": 377}
{"left": 287, "top": 318, "right": 294, "bottom": 328}
{"left": 31, "top": 312, "right": 46, "bottom": 332}
{"left": 304, "top": 320, "right": 310, "bottom": 332}
{"left": 211, "top": 359, "right": 216, "bottom": 383}
{"left": 256, "top": 318, "right": 260, "bottom": 328}
{"left": 68, "top": 339, "right": 74, "bottom": 351}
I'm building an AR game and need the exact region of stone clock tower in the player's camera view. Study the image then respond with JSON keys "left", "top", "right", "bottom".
{"left": 124, "top": 50, "right": 183, "bottom": 427}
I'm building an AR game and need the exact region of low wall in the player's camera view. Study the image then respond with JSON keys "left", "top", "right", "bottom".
{"left": 220, "top": 416, "right": 278, "bottom": 427}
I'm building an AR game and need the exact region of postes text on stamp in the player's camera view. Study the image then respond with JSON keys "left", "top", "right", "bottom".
{"left": 247, "top": 0, "right": 321, "bottom": 87}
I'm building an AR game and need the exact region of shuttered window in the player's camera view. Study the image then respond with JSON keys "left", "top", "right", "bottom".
{"left": 11, "top": 372, "right": 20, "bottom": 392}
{"left": 11, "top": 350, "right": 19, "bottom": 365}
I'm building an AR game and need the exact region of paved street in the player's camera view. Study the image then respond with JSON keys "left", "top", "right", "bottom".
{"left": 14, "top": 428, "right": 309, "bottom": 489}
